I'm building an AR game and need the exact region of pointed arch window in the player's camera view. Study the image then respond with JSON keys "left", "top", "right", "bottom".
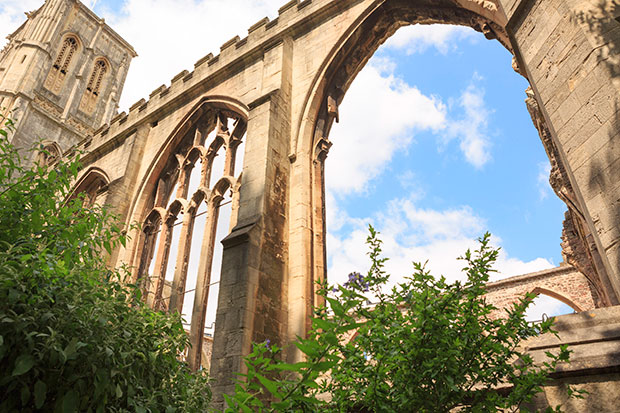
{"left": 134, "top": 106, "right": 247, "bottom": 371}
{"left": 67, "top": 168, "right": 110, "bottom": 208}
{"left": 35, "top": 141, "right": 62, "bottom": 167}
{"left": 44, "top": 35, "right": 79, "bottom": 94}
{"left": 79, "top": 58, "right": 108, "bottom": 114}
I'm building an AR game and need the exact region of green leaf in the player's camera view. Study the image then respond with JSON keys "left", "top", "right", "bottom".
{"left": 34, "top": 380, "right": 47, "bottom": 408}
{"left": 313, "top": 318, "right": 334, "bottom": 331}
{"left": 12, "top": 354, "right": 34, "bottom": 376}
{"left": 272, "top": 361, "right": 311, "bottom": 372}
{"left": 326, "top": 297, "right": 346, "bottom": 317}
{"left": 294, "top": 340, "right": 320, "bottom": 358}
{"left": 62, "top": 390, "right": 78, "bottom": 413}
{"left": 314, "top": 360, "right": 338, "bottom": 371}
{"left": 256, "top": 374, "right": 281, "bottom": 398}
{"left": 21, "top": 385, "right": 31, "bottom": 405}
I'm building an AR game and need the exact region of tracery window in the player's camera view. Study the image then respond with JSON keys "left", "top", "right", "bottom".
{"left": 79, "top": 58, "right": 107, "bottom": 114}
{"left": 136, "top": 107, "right": 247, "bottom": 370}
{"left": 44, "top": 35, "right": 78, "bottom": 94}
{"left": 67, "top": 168, "right": 110, "bottom": 208}
{"left": 35, "top": 141, "right": 62, "bottom": 167}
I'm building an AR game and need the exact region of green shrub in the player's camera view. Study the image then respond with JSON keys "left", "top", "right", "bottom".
{"left": 0, "top": 116, "right": 210, "bottom": 412}
{"left": 224, "top": 227, "right": 581, "bottom": 412}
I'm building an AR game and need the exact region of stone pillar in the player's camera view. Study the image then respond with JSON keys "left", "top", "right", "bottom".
{"left": 500, "top": 0, "right": 620, "bottom": 302}
{"left": 209, "top": 38, "right": 293, "bottom": 404}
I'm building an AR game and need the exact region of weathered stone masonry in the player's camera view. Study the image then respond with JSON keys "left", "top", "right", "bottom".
{"left": 2, "top": 0, "right": 620, "bottom": 410}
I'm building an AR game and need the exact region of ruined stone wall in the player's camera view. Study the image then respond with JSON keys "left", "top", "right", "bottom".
{"left": 485, "top": 265, "right": 598, "bottom": 314}
{"left": 522, "top": 306, "right": 620, "bottom": 412}
{"left": 499, "top": 0, "right": 620, "bottom": 302}
{"left": 6, "top": 0, "right": 619, "bottom": 404}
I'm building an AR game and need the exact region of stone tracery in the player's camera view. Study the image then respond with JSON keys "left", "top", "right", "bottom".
{"left": 79, "top": 58, "right": 108, "bottom": 114}
{"left": 44, "top": 34, "right": 79, "bottom": 94}
{"left": 135, "top": 105, "right": 246, "bottom": 370}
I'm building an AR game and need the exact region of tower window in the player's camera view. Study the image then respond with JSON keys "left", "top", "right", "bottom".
{"left": 79, "top": 59, "right": 108, "bottom": 114}
{"left": 44, "top": 35, "right": 78, "bottom": 94}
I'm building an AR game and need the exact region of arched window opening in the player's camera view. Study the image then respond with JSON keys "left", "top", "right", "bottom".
{"left": 79, "top": 58, "right": 108, "bottom": 114}
{"left": 165, "top": 170, "right": 182, "bottom": 209}
{"left": 185, "top": 155, "right": 204, "bottom": 198}
{"left": 146, "top": 227, "right": 163, "bottom": 278}
{"left": 317, "top": 22, "right": 569, "bottom": 315}
{"left": 231, "top": 118, "right": 247, "bottom": 178}
{"left": 206, "top": 141, "right": 226, "bottom": 188}
{"left": 182, "top": 200, "right": 208, "bottom": 319}
{"left": 524, "top": 292, "right": 578, "bottom": 323}
{"left": 44, "top": 35, "right": 78, "bottom": 94}
{"left": 164, "top": 213, "right": 184, "bottom": 284}
{"left": 66, "top": 167, "right": 110, "bottom": 208}
{"left": 137, "top": 211, "right": 163, "bottom": 306}
{"left": 135, "top": 105, "right": 247, "bottom": 370}
{"left": 35, "top": 142, "right": 62, "bottom": 167}
{"left": 203, "top": 187, "right": 234, "bottom": 338}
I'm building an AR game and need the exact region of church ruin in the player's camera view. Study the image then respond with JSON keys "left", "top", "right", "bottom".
{"left": 2, "top": 0, "right": 620, "bottom": 409}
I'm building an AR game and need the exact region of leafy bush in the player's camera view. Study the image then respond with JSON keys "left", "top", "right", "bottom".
{"left": 224, "top": 227, "right": 578, "bottom": 412}
{"left": 0, "top": 116, "right": 210, "bottom": 412}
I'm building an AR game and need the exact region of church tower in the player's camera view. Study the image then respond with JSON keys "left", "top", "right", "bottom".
{"left": 0, "top": 0, "right": 136, "bottom": 164}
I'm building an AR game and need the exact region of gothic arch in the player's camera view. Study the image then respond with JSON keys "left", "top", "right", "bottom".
{"left": 34, "top": 141, "right": 62, "bottom": 166}
{"left": 125, "top": 95, "right": 248, "bottom": 371}
{"left": 44, "top": 33, "right": 81, "bottom": 94}
{"left": 294, "top": 0, "right": 510, "bottom": 161}
{"left": 125, "top": 95, "right": 249, "bottom": 234}
{"left": 289, "top": 0, "right": 514, "bottom": 340}
{"left": 530, "top": 287, "right": 583, "bottom": 313}
{"left": 67, "top": 166, "right": 110, "bottom": 207}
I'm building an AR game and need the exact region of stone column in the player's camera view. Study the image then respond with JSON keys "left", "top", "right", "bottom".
{"left": 209, "top": 38, "right": 293, "bottom": 404}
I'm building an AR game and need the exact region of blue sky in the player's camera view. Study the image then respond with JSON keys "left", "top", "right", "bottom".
{"left": 0, "top": 0, "right": 573, "bottom": 319}
{"left": 325, "top": 26, "right": 566, "bottom": 282}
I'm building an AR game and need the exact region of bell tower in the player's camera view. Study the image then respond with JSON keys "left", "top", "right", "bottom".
{"left": 0, "top": 0, "right": 136, "bottom": 164}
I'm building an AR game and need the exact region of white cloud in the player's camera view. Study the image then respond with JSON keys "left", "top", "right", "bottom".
{"left": 326, "top": 196, "right": 555, "bottom": 292}
{"left": 95, "top": 0, "right": 283, "bottom": 110}
{"left": 327, "top": 59, "right": 446, "bottom": 195}
{"left": 384, "top": 24, "right": 477, "bottom": 55}
{"left": 444, "top": 79, "right": 493, "bottom": 168}
{"left": 537, "top": 161, "right": 552, "bottom": 200}
{"left": 524, "top": 294, "right": 575, "bottom": 322}
{"left": 0, "top": 0, "right": 42, "bottom": 43}
{"left": 328, "top": 63, "right": 494, "bottom": 199}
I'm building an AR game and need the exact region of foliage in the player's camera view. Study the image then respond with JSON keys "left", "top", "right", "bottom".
{"left": 224, "top": 226, "right": 579, "bottom": 412}
{"left": 0, "top": 115, "right": 211, "bottom": 412}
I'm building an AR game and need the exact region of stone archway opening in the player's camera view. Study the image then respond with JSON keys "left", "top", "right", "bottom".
{"left": 323, "top": 22, "right": 567, "bottom": 293}
{"left": 524, "top": 289, "right": 579, "bottom": 322}
{"left": 294, "top": 2, "right": 620, "bottom": 332}
{"left": 291, "top": 3, "right": 521, "bottom": 342}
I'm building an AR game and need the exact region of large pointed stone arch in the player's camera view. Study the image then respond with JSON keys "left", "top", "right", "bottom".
{"left": 289, "top": 0, "right": 514, "bottom": 347}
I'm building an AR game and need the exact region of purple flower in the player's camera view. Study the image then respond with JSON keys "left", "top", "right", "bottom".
{"left": 265, "top": 339, "right": 271, "bottom": 350}
{"left": 345, "top": 272, "right": 369, "bottom": 291}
